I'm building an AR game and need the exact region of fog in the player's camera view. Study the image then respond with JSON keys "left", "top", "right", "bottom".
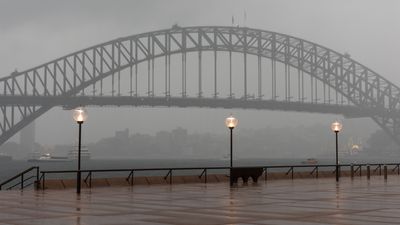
{"left": 0, "top": 0, "right": 399, "bottom": 159}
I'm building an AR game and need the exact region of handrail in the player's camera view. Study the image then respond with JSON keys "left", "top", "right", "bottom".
{"left": 286, "top": 167, "right": 294, "bottom": 179}
{"left": 310, "top": 166, "right": 319, "bottom": 178}
{"left": 126, "top": 170, "right": 134, "bottom": 185}
{"left": 84, "top": 172, "right": 92, "bottom": 188}
{"left": 374, "top": 165, "right": 382, "bottom": 175}
{"left": 392, "top": 164, "right": 400, "bottom": 174}
{"left": 4, "top": 162, "right": 400, "bottom": 191}
{"left": 40, "top": 166, "right": 230, "bottom": 188}
{"left": 40, "top": 166, "right": 229, "bottom": 173}
{"left": 199, "top": 168, "right": 208, "bottom": 183}
{"left": 7, "top": 175, "right": 36, "bottom": 190}
{"left": 37, "top": 163, "right": 400, "bottom": 174}
{"left": 164, "top": 169, "right": 172, "bottom": 184}
{"left": 0, "top": 166, "right": 39, "bottom": 190}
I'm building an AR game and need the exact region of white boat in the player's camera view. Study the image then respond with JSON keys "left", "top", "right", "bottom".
{"left": 28, "top": 153, "right": 71, "bottom": 162}
{"left": 301, "top": 158, "right": 318, "bottom": 165}
{"left": 68, "top": 145, "right": 91, "bottom": 160}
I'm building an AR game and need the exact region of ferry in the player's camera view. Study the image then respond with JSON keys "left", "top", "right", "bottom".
{"left": 28, "top": 145, "right": 91, "bottom": 162}
{"left": 28, "top": 153, "right": 71, "bottom": 162}
{"left": 301, "top": 158, "right": 318, "bottom": 165}
{"left": 68, "top": 145, "right": 91, "bottom": 160}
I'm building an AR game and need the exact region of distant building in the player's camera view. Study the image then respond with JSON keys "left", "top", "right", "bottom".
{"left": 115, "top": 128, "right": 129, "bottom": 140}
{"left": 54, "top": 144, "right": 72, "bottom": 156}
{"left": 171, "top": 127, "right": 188, "bottom": 155}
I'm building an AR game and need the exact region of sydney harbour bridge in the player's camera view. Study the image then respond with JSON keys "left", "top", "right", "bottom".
{"left": 0, "top": 26, "right": 400, "bottom": 146}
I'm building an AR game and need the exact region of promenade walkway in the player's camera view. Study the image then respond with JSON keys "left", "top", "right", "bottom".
{"left": 0, "top": 176, "right": 400, "bottom": 225}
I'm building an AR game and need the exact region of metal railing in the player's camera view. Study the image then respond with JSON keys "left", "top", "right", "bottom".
{"left": 3, "top": 163, "right": 400, "bottom": 191}
{"left": 0, "top": 167, "right": 39, "bottom": 190}
{"left": 39, "top": 166, "right": 229, "bottom": 188}
{"left": 37, "top": 163, "right": 400, "bottom": 189}
{"left": 263, "top": 163, "right": 400, "bottom": 180}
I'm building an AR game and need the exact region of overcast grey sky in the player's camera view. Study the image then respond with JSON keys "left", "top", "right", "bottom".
{"left": 0, "top": 0, "right": 399, "bottom": 145}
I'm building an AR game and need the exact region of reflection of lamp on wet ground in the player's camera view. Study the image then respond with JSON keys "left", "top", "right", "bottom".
{"left": 73, "top": 107, "right": 88, "bottom": 194}
{"left": 331, "top": 121, "right": 342, "bottom": 182}
{"left": 225, "top": 114, "right": 238, "bottom": 186}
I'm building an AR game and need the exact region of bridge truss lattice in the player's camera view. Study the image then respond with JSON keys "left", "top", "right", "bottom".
{"left": 1, "top": 26, "right": 400, "bottom": 145}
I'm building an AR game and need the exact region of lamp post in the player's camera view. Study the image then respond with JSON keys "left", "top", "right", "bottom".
{"left": 225, "top": 114, "right": 238, "bottom": 186}
{"left": 331, "top": 121, "right": 342, "bottom": 182}
{"left": 73, "top": 107, "right": 88, "bottom": 194}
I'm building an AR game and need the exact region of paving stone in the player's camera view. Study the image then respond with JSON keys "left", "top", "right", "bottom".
{"left": 1, "top": 176, "right": 400, "bottom": 224}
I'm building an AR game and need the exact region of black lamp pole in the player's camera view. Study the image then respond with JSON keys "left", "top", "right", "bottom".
{"left": 229, "top": 127, "right": 233, "bottom": 186}
{"left": 230, "top": 127, "right": 233, "bottom": 168}
{"left": 77, "top": 121, "right": 83, "bottom": 194}
{"left": 335, "top": 130, "right": 339, "bottom": 182}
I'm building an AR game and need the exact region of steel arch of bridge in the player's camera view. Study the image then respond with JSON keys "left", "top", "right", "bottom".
{"left": 1, "top": 26, "right": 400, "bottom": 146}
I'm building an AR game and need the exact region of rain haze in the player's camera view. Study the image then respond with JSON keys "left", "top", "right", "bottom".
{"left": 0, "top": 0, "right": 399, "bottom": 159}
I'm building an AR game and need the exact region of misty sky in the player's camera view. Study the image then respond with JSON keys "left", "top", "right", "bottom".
{"left": 0, "top": 0, "right": 399, "bottom": 146}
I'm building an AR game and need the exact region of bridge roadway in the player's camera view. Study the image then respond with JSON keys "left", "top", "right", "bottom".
{"left": 0, "top": 95, "right": 394, "bottom": 118}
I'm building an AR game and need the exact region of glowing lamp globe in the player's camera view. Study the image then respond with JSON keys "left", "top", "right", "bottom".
{"left": 331, "top": 121, "right": 342, "bottom": 133}
{"left": 73, "top": 107, "right": 88, "bottom": 123}
{"left": 225, "top": 115, "right": 238, "bottom": 129}
{"left": 352, "top": 144, "right": 360, "bottom": 151}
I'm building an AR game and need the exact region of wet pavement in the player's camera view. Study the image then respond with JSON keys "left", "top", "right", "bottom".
{"left": 1, "top": 176, "right": 400, "bottom": 224}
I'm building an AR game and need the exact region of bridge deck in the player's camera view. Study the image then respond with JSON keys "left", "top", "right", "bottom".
{"left": 0, "top": 95, "right": 392, "bottom": 118}
{"left": 0, "top": 176, "right": 399, "bottom": 224}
